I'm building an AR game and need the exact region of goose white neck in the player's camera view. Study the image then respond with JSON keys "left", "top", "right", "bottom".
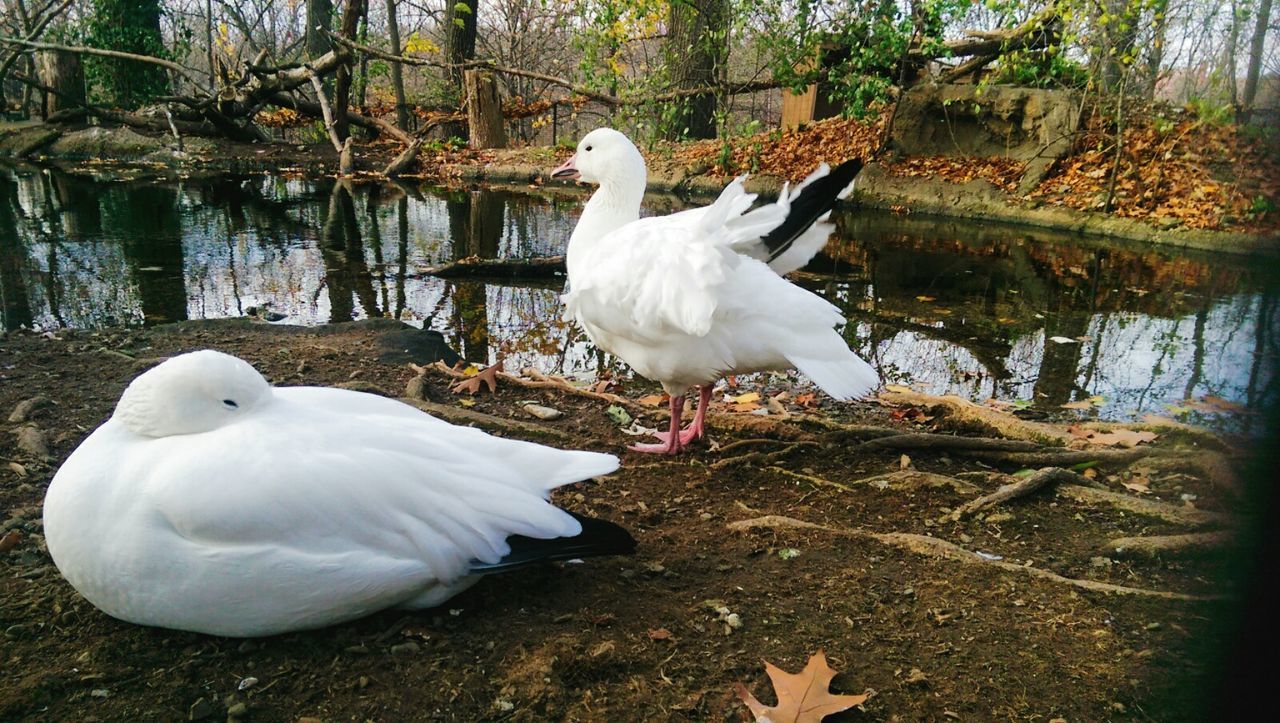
{"left": 566, "top": 168, "right": 646, "bottom": 278}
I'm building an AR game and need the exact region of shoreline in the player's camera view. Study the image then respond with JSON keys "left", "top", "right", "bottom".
{"left": 3, "top": 120, "right": 1276, "bottom": 257}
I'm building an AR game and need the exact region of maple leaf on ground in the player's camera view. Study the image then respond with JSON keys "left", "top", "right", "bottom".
{"left": 450, "top": 360, "right": 505, "bottom": 395}
{"left": 735, "top": 650, "right": 868, "bottom": 723}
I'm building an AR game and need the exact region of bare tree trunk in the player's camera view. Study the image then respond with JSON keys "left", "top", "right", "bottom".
{"left": 1144, "top": 0, "right": 1170, "bottom": 99}
{"left": 333, "top": 0, "right": 366, "bottom": 141}
{"left": 205, "top": 0, "right": 215, "bottom": 88}
{"left": 1242, "top": 0, "right": 1274, "bottom": 117}
{"left": 37, "top": 49, "right": 83, "bottom": 118}
{"left": 663, "top": 0, "right": 728, "bottom": 140}
{"left": 384, "top": 0, "right": 410, "bottom": 131}
{"left": 465, "top": 70, "right": 505, "bottom": 148}
{"left": 306, "top": 0, "right": 334, "bottom": 60}
{"left": 442, "top": 0, "right": 478, "bottom": 138}
{"left": 1226, "top": 0, "right": 1241, "bottom": 107}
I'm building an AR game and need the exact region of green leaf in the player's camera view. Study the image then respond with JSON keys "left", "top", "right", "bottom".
{"left": 605, "top": 405, "right": 633, "bottom": 426}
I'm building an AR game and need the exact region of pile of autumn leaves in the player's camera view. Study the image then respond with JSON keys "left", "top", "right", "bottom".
{"left": 671, "top": 108, "right": 1277, "bottom": 234}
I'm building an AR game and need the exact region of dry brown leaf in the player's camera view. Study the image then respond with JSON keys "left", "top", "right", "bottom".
{"left": 795, "top": 393, "right": 817, "bottom": 408}
{"left": 0, "top": 530, "right": 21, "bottom": 554}
{"left": 1069, "top": 425, "right": 1157, "bottom": 447}
{"left": 1060, "top": 400, "right": 1094, "bottom": 410}
{"left": 647, "top": 628, "right": 673, "bottom": 640}
{"left": 637, "top": 394, "right": 667, "bottom": 407}
{"left": 450, "top": 360, "right": 504, "bottom": 395}
{"left": 736, "top": 650, "right": 867, "bottom": 723}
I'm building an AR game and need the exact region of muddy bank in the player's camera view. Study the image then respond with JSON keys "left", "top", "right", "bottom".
{"left": 2, "top": 120, "right": 1275, "bottom": 257}
{"left": 0, "top": 317, "right": 1263, "bottom": 721}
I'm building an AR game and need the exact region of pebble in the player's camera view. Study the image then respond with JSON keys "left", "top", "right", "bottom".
{"left": 90, "top": 689, "right": 110, "bottom": 699}
{"left": 389, "top": 642, "right": 421, "bottom": 656}
{"left": 8, "top": 395, "right": 51, "bottom": 423}
{"left": 14, "top": 426, "right": 50, "bottom": 459}
{"left": 522, "top": 403, "right": 564, "bottom": 420}
{"left": 237, "top": 677, "right": 258, "bottom": 691}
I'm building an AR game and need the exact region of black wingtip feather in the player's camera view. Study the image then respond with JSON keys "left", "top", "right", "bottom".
{"left": 469, "top": 511, "right": 637, "bottom": 575}
{"left": 759, "top": 157, "right": 864, "bottom": 263}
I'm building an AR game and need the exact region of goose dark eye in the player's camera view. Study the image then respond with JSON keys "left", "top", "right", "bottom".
{"left": 222, "top": 399, "right": 239, "bottom": 410}
{"left": 585, "top": 145, "right": 593, "bottom": 152}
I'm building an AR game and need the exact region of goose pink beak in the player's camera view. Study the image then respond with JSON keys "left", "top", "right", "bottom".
{"left": 550, "top": 154, "right": 580, "bottom": 180}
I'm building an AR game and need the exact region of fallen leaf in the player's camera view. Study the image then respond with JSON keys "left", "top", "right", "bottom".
{"left": 795, "top": 393, "right": 817, "bottom": 408}
{"left": 1069, "top": 426, "right": 1158, "bottom": 448}
{"left": 7, "top": 462, "right": 27, "bottom": 478}
{"left": 899, "top": 454, "right": 911, "bottom": 470}
{"left": 606, "top": 405, "right": 633, "bottom": 426}
{"left": 457, "top": 398, "right": 476, "bottom": 408}
{"left": 637, "top": 394, "right": 667, "bottom": 407}
{"left": 0, "top": 530, "right": 20, "bottom": 554}
{"left": 1186, "top": 395, "right": 1247, "bottom": 414}
{"left": 732, "top": 402, "right": 764, "bottom": 413}
{"left": 1049, "top": 336, "right": 1078, "bottom": 344}
{"left": 733, "top": 392, "right": 761, "bottom": 404}
{"left": 450, "top": 360, "right": 504, "bottom": 395}
{"left": 884, "top": 384, "right": 913, "bottom": 393}
{"left": 647, "top": 628, "right": 673, "bottom": 641}
{"left": 915, "top": 295, "right": 936, "bottom": 302}
{"left": 735, "top": 650, "right": 868, "bottom": 723}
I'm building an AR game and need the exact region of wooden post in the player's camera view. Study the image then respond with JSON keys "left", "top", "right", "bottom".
{"left": 464, "top": 69, "right": 505, "bottom": 149}
{"left": 36, "top": 49, "right": 83, "bottom": 119}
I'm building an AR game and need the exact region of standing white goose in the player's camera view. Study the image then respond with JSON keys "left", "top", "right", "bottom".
{"left": 42, "top": 350, "right": 633, "bottom": 637}
{"left": 551, "top": 128, "right": 879, "bottom": 454}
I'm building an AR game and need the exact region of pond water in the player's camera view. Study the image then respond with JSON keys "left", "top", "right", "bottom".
{"left": 2, "top": 164, "right": 1276, "bottom": 433}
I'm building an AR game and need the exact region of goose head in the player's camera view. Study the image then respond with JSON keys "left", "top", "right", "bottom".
{"left": 550, "top": 128, "right": 647, "bottom": 196}
{"left": 113, "top": 350, "right": 272, "bottom": 437}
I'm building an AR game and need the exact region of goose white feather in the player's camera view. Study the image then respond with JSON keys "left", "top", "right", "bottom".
{"left": 553, "top": 128, "right": 878, "bottom": 453}
{"left": 42, "top": 350, "right": 624, "bottom": 637}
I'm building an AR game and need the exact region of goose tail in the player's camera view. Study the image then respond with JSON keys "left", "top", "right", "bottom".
{"left": 470, "top": 512, "right": 637, "bottom": 574}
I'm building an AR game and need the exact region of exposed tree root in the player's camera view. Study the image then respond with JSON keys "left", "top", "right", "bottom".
{"left": 878, "top": 389, "right": 1071, "bottom": 445}
{"left": 1055, "top": 484, "right": 1234, "bottom": 527}
{"left": 1103, "top": 531, "right": 1237, "bottom": 559}
{"left": 727, "top": 515, "right": 1224, "bottom": 601}
{"left": 848, "top": 432, "right": 1043, "bottom": 453}
{"left": 710, "top": 446, "right": 805, "bottom": 471}
{"left": 951, "top": 468, "right": 1082, "bottom": 520}
{"left": 959, "top": 447, "right": 1154, "bottom": 467}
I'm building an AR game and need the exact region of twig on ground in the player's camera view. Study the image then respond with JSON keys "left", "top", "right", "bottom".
{"left": 951, "top": 467, "right": 1080, "bottom": 520}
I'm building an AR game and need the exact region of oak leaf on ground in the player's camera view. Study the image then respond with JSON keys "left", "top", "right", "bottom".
{"left": 450, "top": 360, "right": 505, "bottom": 395}
{"left": 735, "top": 650, "right": 868, "bottom": 723}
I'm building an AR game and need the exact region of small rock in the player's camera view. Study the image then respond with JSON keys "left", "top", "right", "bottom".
{"left": 237, "top": 677, "right": 258, "bottom": 691}
{"left": 226, "top": 702, "right": 248, "bottom": 719}
{"left": 1145, "top": 622, "right": 1162, "bottom": 631}
{"left": 189, "top": 697, "right": 215, "bottom": 721}
{"left": 699, "top": 512, "right": 713, "bottom": 521}
{"left": 5, "top": 623, "right": 31, "bottom": 639}
{"left": 904, "top": 667, "right": 929, "bottom": 686}
{"left": 389, "top": 642, "right": 421, "bottom": 656}
{"left": 724, "top": 613, "right": 742, "bottom": 629}
{"left": 8, "top": 396, "right": 51, "bottom": 423}
{"left": 90, "top": 689, "right": 110, "bottom": 699}
{"left": 404, "top": 374, "right": 429, "bottom": 400}
{"left": 643, "top": 561, "right": 666, "bottom": 574}
{"left": 1090, "top": 556, "right": 1114, "bottom": 568}
{"left": 14, "top": 426, "right": 50, "bottom": 459}
{"left": 522, "top": 403, "right": 564, "bottom": 421}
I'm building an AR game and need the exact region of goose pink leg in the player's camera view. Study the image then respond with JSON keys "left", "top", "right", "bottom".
{"left": 627, "top": 385, "right": 714, "bottom": 454}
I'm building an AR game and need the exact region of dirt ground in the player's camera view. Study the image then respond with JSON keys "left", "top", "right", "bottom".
{"left": 0, "top": 319, "right": 1266, "bottom": 722}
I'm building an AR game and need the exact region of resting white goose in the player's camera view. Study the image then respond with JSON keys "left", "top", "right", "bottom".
{"left": 552, "top": 128, "right": 879, "bottom": 454}
{"left": 42, "top": 350, "right": 633, "bottom": 637}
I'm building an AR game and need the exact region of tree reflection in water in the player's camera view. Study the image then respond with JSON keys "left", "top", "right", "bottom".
{"left": 0, "top": 164, "right": 1275, "bottom": 430}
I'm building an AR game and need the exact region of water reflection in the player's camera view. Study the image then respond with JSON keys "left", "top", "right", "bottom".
{"left": 1, "top": 164, "right": 1275, "bottom": 430}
